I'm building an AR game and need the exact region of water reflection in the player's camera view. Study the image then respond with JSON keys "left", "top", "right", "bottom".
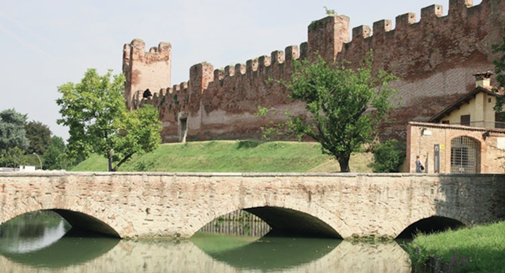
{"left": 0, "top": 220, "right": 67, "bottom": 254}
{"left": 0, "top": 212, "right": 412, "bottom": 272}
{"left": 192, "top": 233, "right": 340, "bottom": 271}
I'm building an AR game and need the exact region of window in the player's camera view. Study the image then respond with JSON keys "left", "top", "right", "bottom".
{"left": 450, "top": 136, "right": 480, "bottom": 174}
{"left": 460, "top": 115, "right": 470, "bottom": 126}
{"left": 495, "top": 112, "right": 505, "bottom": 129}
{"left": 451, "top": 146, "right": 468, "bottom": 167}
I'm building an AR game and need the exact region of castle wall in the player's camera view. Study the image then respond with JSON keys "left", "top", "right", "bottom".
{"left": 127, "top": 0, "right": 505, "bottom": 143}
{"left": 123, "top": 39, "right": 171, "bottom": 109}
{"left": 340, "top": 0, "right": 505, "bottom": 139}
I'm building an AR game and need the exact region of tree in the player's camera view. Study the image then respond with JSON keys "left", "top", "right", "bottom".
{"left": 370, "top": 139, "right": 406, "bottom": 173}
{"left": 0, "top": 147, "right": 26, "bottom": 168}
{"left": 109, "top": 104, "right": 161, "bottom": 171}
{"left": 56, "top": 68, "right": 162, "bottom": 171}
{"left": 493, "top": 28, "right": 505, "bottom": 114}
{"left": 25, "top": 120, "right": 52, "bottom": 155}
{"left": 0, "top": 109, "right": 29, "bottom": 151}
{"left": 42, "top": 136, "right": 66, "bottom": 170}
{"left": 271, "top": 55, "right": 398, "bottom": 172}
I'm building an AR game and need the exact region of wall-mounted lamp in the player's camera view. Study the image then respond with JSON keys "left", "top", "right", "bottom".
{"left": 483, "top": 131, "right": 490, "bottom": 140}
{"left": 421, "top": 128, "right": 432, "bottom": 136}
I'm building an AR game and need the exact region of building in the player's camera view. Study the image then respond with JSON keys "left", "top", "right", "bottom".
{"left": 406, "top": 73, "right": 505, "bottom": 174}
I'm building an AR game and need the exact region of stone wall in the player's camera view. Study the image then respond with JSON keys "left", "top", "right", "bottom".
{"left": 125, "top": 0, "right": 505, "bottom": 143}
{"left": 1, "top": 172, "right": 505, "bottom": 240}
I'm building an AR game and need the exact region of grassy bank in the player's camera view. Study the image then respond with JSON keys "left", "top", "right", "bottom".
{"left": 408, "top": 221, "right": 505, "bottom": 272}
{"left": 71, "top": 140, "right": 373, "bottom": 172}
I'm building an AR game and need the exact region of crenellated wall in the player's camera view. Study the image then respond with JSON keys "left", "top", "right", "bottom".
{"left": 123, "top": 39, "right": 172, "bottom": 110}
{"left": 125, "top": 0, "right": 505, "bottom": 143}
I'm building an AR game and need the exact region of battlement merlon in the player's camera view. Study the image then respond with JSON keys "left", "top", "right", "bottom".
{"left": 420, "top": 5, "right": 443, "bottom": 22}
{"left": 395, "top": 13, "right": 417, "bottom": 30}
{"left": 449, "top": 0, "right": 474, "bottom": 15}
{"left": 373, "top": 19, "right": 392, "bottom": 36}
{"left": 308, "top": 15, "right": 350, "bottom": 63}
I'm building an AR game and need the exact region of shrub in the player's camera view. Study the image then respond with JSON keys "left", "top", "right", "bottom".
{"left": 370, "top": 139, "right": 406, "bottom": 173}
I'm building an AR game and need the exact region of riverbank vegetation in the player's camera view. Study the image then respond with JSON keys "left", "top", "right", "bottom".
{"left": 408, "top": 221, "right": 505, "bottom": 272}
{"left": 71, "top": 140, "right": 373, "bottom": 172}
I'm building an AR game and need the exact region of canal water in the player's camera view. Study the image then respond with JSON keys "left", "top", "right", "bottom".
{"left": 0, "top": 211, "right": 412, "bottom": 272}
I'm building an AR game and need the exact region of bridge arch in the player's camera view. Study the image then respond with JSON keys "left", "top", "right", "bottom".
{"left": 2, "top": 208, "right": 120, "bottom": 238}
{"left": 397, "top": 216, "right": 466, "bottom": 238}
{"left": 184, "top": 193, "right": 348, "bottom": 238}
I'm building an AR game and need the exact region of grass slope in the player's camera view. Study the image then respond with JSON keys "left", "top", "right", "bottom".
{"left": 409, "top": 221, "right": 505, "bottom": 272}
{"left": 71, "top": 140, "right": 372, "bottom": 173}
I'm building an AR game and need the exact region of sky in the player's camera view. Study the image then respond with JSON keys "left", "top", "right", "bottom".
{"left": 0, "top": 0, "right": 483, "bottom": 141}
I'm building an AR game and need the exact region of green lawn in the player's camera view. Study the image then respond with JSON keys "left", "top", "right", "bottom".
{"left": 71, "top": 140, "right": 373, "bottom": 173}
{"left": 408, "top": 221, "right": 505, "bottom": 273}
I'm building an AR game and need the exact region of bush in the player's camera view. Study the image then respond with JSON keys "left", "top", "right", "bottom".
{"left": 370, "top": 139, "right": 406, "bottom": 173}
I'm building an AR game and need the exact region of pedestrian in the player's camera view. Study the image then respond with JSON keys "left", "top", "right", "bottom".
{"left": 415, "top": 155, "right": 424, "bottom": 173}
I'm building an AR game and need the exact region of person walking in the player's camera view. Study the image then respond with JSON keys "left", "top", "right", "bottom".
{"left": 415, "top": 155, "right": 424, "bottom": 173}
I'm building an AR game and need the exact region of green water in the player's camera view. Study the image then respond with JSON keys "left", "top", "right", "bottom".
{"left": 0, "top": 212, "right": 412, "bottom": 272}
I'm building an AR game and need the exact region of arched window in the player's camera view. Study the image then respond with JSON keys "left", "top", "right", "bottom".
{"left": 450, "top": 136, "right": 480, "bottom": 174}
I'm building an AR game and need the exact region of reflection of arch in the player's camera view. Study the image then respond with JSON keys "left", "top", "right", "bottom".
{"left": 0, "top": 232, "right": 118, "bottom": 268}
{"left": 397, "top": 216, "right": 465, "bottom": 238}
{"left": 4, "top": 209, "right": 120, "bottom": 238}
{"left": 450, "top": 136, "right": 480, "bottom": 174}
{"left": 0, "top": 211, "right": 119, "bottom": 268}
{"left": 192, "top": 233, "right": 339, "bottom": 271}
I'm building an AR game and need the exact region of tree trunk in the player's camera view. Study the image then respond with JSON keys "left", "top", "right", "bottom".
{"left": 107, "top": 157, "right": 113, "bottom": 172}
{"left": 107, "top": 149, "right": 114, "bottom": 172}
{"left": 338, "top": 156, "right": 351, "bottom": 173}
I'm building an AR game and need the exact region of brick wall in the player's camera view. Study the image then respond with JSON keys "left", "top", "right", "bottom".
{"left": 407, "top": 121, "right": 505, "bottom": 173}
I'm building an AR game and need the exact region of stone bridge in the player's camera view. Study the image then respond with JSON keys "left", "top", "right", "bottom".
{"left": 1, "top": 172, "right": 504, "bottom": 240}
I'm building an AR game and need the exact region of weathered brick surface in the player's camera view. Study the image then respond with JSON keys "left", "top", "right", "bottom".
{"left": 123, "top": 39, "right": 172, "bottom": 110}
{"left": 1, "top": 172, "right": 504, "bottom": 240}
{"left": 125, "top": 0, "right": 505, "bottom": 143}
{"left": 407, "top": 122, "right": 505, "bottom": 173}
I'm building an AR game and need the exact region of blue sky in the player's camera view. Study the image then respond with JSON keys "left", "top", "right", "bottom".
{"left": 0, "top": 0, "right": 482, "bottom": 140}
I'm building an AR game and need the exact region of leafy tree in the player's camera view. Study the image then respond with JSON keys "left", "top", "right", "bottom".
{"left": 25, "top": 121, "right": 52, "bottom": 155}
{"left": 493, "top": 29, "right": 505, "bottom": 115}
{"left": 370, "top": 139, "right": 406, "bottom": 173}
{"left": 0, "top": 109, "right": 29, "bottom": 151}
{"left": 56, "top": 68, "right": 162, "bottom": 171}
{"left": 0, "top": 147, "right": 26, "bottom": 168}
{"left": 111, "top": 104, "right": 162, "bottom": 171}
{"left": 270, "top": 55, "right": 398, "bottom": 172}
{"left": 42, "top": 136, "right": 66, "bottom": 170}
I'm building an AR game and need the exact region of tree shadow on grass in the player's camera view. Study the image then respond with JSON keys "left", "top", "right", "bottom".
{"left": 236, "top": 140, "right": 261, "bottom": 149}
